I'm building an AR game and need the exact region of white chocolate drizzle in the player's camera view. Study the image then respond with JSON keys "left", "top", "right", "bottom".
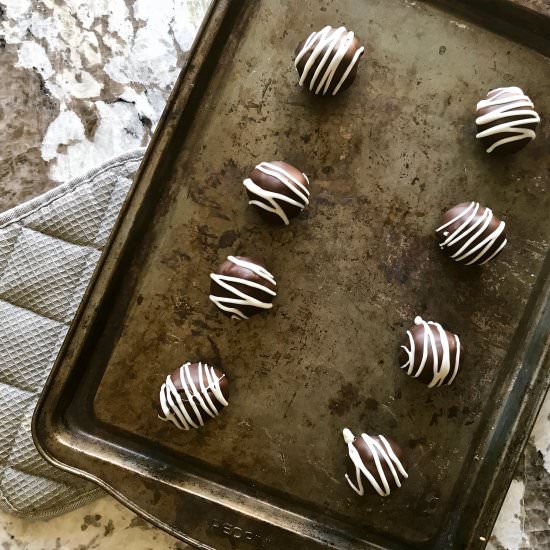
{"left": 475, "top": 87, "right": 539, "bottom": 153}
{"left": 243, "top": 162, "right": 310, "bottom": 225}
{"left": 343, "top": 428, "right": 408, "bottom": 497}
{"left": 295, "top": 26, "right": 365, "bottom": 96}
{"left": 209, "top": 256, "right": 277, "bottom": 320}
{"left": 400, "top": 316, "right": 461, "bottom": 388}
{"left": 436, "top": 202, "right": 507, "bottom": 266}
{"left": 159, "top": 362, "right": 228, "bottom": 431}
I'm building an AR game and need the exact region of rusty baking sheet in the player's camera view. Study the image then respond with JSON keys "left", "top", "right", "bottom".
{"left": 33, "top": 0, "right": 550, "bottom": 548}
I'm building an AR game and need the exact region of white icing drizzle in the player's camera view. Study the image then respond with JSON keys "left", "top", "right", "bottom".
{"left": 343, "top": 428, "right": 408, "bottom": 497}
{"left": 209, "top": 256, "right": 277, "bottom": 320}
{"left": 400, "top": 316, "right": 461, "bottom": 388}
{"left": 436, "top": 202, "right": 507, "bottom": 266}
{"left": 475, "top": 87, "right": 539, "bottom": 153}
{"left": 159, "top": 362, "right": 228, "bottom": 431}
{"left": 295, "top": 26, "right": 365, "bottom": 96}
{"left": 243, "top": 162, "right": 310, "bottom": 225}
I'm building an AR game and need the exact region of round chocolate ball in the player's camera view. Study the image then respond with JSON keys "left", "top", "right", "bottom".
{"left": 294, "top": 25, "right": 365, "bottom": 96}
{"left": 475, "top": 87, "right": 539, "bottom": 154}
{"left": 399, "top": 316, "right": 462, "bottom": 388}
{"left": 209, "top": 255, "right": 277, "bottom": 320}
{"left": 343, "top": 428, "right": 408, "bottom": 497}
{"left": 243, "top": 161, "right": 310, "bottom": 225}
{"left": 158, "top": 362, "right": 229, "bottom": 430}
{"left": 436, "top": 201, "right": 507, "bottom": 266}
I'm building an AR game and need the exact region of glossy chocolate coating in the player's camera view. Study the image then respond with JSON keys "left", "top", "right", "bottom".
{"left": 436, "top": 202, "right": 507, "bottom": 266}
{"left": 399, "top": 317, "right": 462, "bottom": 388}
{"left": 158, "top": 362, "right": 229, "bottom": 430}
{"left": 210, "top": 256, "right": 276, "bottom": 319}
{"left": 343, "top": 429, "right": 408, "bottom": 496}
{"left": 475, "top": 87, "right": 539, "bottom": 154}
{"left": 295, "top": 26, "right": 364, "bottom": 96}
{"left": 244, "top": 161, "right": 310, "bottom": 225}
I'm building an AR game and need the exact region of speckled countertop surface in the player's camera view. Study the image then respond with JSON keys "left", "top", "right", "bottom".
{"left": 514, "top": 0, "right": 550, "bottom": 16}
{"left": 0, "top": 1, "right": 548, "bottom": 549}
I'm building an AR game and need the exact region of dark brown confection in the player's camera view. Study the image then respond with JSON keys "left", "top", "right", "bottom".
{"left": 158, "top": 362, "right": 229, "bottom": 431}
{"left": 209, "top": 255, "right": 277, "bottom": 320}
{"left": 243, "top": 161, "right": 310, "bottom": 225}
{"left": 475, "top": 87, "right": 539, "bottom": 154}
{"left": 399, "top": 317, "right": 462, "bottom": 388}
{"left": 294, "top": 26, "right": 365, "bottom": 96}
{"left": 343, "top": 428, "right": 408, "bottom": 497}
{"left": 436, "top": 202, "right": 507, "bottom": 266}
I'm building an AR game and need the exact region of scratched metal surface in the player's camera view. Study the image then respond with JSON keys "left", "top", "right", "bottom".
{"left": 62, "top": 0, "right": 550, "bottom": 546}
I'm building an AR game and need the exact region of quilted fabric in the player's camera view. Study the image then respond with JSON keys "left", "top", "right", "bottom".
{"left": 0, "top": 148, "right": 145, "bottom": 519}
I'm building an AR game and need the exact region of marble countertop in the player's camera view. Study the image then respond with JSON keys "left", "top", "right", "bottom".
{"left": 514, "top": 0, "right": 550, "bottom": 16}
{"left": 0, "top": 1, "right": 548, "bottom": 549}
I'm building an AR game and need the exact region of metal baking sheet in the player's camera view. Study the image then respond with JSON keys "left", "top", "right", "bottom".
{"left": 33, "top": 0, "right": 550, "bottom": 548}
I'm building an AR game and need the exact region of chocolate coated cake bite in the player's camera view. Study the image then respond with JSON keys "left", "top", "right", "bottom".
{"left": 158, "top": 362, "right": 229, "bottom": 430}
{"left": 209, "top": 255, "right": 277, "bottom": 320}
{"left": 243, "top": 161, "right": 310, "bottom": 225}
{"left": 475, "top": 87, "right": 539, "bottom": 154}
{"left": 295, "top": 25, "right": 365, "bottom": 96}
{"left": 436, "top": 201, "right": 507, "bottom": 266}
{"left": 343, "top": 428, "right": 408, "bottom": 496}
{"left": 399, "top": 316, "right": 462, "bottom": 388}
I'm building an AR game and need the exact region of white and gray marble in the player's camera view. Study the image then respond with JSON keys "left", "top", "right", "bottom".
{"left": 0, "top": 1, "right": 548, "bottom": 549}
{"left": 0, "top": 0, "right": 210, "bottom": 210}
{"left": 0, "top": 497, "right": 186, "bottom": 549}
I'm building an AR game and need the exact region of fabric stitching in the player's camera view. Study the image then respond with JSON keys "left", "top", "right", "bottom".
{"left": 34, "top": 319, "right": 70, "bottom": 389}
{"left": 0, "top": 225, "right": 24, "bottom": 283}
{"left": 63, "top": 250, "right": 100, "bottom": 326}
{"left": 0, "top": 296, "right": 70, "bottom": 327}
{"left": 5, "top": 463, "right": 82, "bottom": 488}
{"left": 0, "top": 227, "right": 99, "bottom": 323}
{"left": 92, "top": 175, "right": 131, "bottom": 249}
{"left": 0, "top": 485, "right": 18, "bottom": 514}
{"left": 55, "top": 247, "right": 99, "bottom": 324}
{"left": 0, "top": 480, "right": 102, "bottom": 519}
{"left": 0, "top": 298, "right": 66, "bottom": 329}
{"left": 2, "top": 175, "right": 130, "bottom": 252}
{"left": 24, "top": 176, "right": 120, "bottom": 252}
{"left": 0, "top": 464, "right": 97, "bottom": 513}
{"left": 91, "top": 173, "right": 120, "bottom": 246}
{"left": 0, "top": 153, "right": 143, "bottom": 229}
{"left": 0, "top": 375, "right": 50, "bottom": 397}
{"left": 0, "top": 150, "right": 144, "bottom": 517}
{"left": 0, "top": 391, "right": 35, "bottom": 472}
{"left": 0, "top": 299, "right": 66, "bottom": 387}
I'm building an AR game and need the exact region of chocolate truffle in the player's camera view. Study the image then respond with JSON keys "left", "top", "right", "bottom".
{"left": 295, "top": 26, "right": 365, "bottom": 96}
{"left": 475, "top": 87, "right": 539, "bottom": 154}
{"left": 158, "top": 362, "right": 229, "bottom": 430}
{"left": 343, "top": 428, "right": 408, "bottom": 497}
{"left": 436, "top": 201, "right": 507, "bottom": 266}
{"left": 243, "top": 161, "right": 310, "bottom": 225}
{"left": 209, "top": 255, "right": 277, "bottom": 320}
{"left": 399, "top": 316, "right": 461, "bottom": 388}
